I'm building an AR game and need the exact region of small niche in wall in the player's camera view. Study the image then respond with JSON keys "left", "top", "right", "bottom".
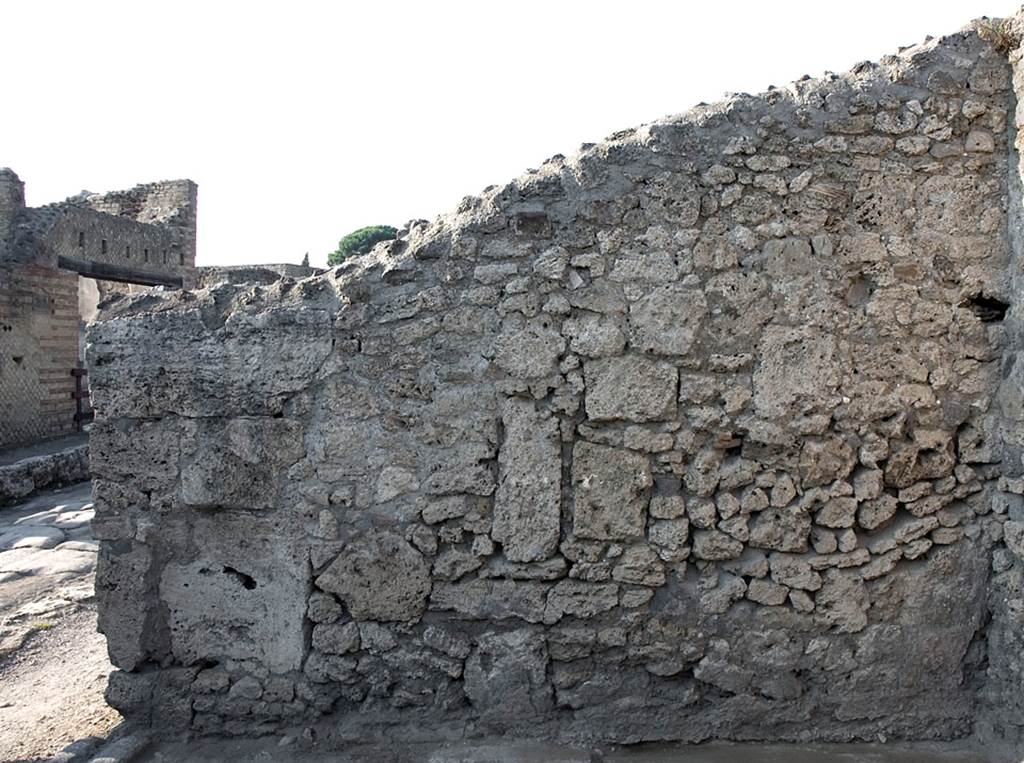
{"left": 162, "top": 250, "right": 167, "bottom": 264}
{"left": 77, "top": 232, "right": 84, "bottom": 247}
{"left": 144, "top": 248, "right": 149, "bottom": 262}
{"left": 178, "top": 251, "right": 184, "bottom": 265}
{"left": 125, "top": 245, "right": 131, "bottom": 259}
{"left": 963, "top": 293, "right": 1009, "bottom": 322}
{"left": 11, "top": 356, "right": 23, "bottom": 365}
{"left": 101, "top": 239, "right": 108, "bottom": 254}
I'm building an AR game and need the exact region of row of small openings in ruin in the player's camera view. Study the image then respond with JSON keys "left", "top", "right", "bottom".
{"left": 76, "top": 231, "right": 184, "bottom": 265}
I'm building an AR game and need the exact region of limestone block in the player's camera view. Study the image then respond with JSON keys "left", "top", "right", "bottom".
{"left": 493, "top": 316, "right": 565, "bottom": 378}
{"left": 307, "top": 591, "right": 343, "bottom": 623}
{"left": 179, "top": 417, "right": 304, "bottom": 509}
{"left": 627, "top": 285, "right": 707, "bottom": 356}
{"left": 611, "top": 545, "right": 666, "bottom": 586}
{"left": 430, "top": 579, "right": 547, "bottom": 623}
{"left": 572, "top": 441, "right": 651, "bottom": 540}
{"left": 884, "top": 431, "right": 955, "bottom": 489}
{"left": 811, "top": 527, "right": 838, "bottom": 554}
{"left": 749, "top": 505, "right": 811, "bottom": 553}
{"left": 423, "top": 442, "right": 497, "bottom": 496}
{"left": 88, "top": 304, "right": 335, "bottom": 418}
{"left": 561, "top": 313, "right": 626, "bottom": 357}
{"left": 857, "top": 494, "right": 898, "bottom": 531}
{"left": 815, "top": 497, "right": 857, "bottom": 529}
{"left": 814, "top": 570, "right": 868, "bottom": 633}
{"left": 799, "top": 436, "right": 856, "bottom": 489}
{"left": 747, "top": 578, "right": 789, "bottom": 606}
{"left": 649, "top": 518, "right": 690, "bottom": 562}
{"left": 852, "top": 468, "right": 884, "bottom": 501}
{"left": 584, "top": 356, "right": 678, "bottom": 423}
{"left": 160, "top": 514, "right": 309, "bottom": 672}
{"left": 374, "top": 466, "right": 419, "bottom": 503}
{"left": 769, "top": 553, "right": 823, "bottom": 591}
{"left": 544, "top": 580, "right": 619, "bottom": 623}
{"left": 687, "top": 498, "right": 717, "bottom": 529}
{"left": 1003, "top": 521, "right": 1024, "bottom": 560}
{"left": 692, "top": 530, "right": 744, "bottom": 561}
{"left": 492, "top": 398, "right": 562, "bottom": 562}
{"left": 432, "top": 548, "right": 483, "bottom": 581}
{"left": 464, "top": 629, "right": 552, "bottom": 718}
{"left": 649, "top": 494, "right": 686, "bottom": 519}
{"left": 753, "top": 326, "right": 840, "bottom": 420}
{"left": 965, "top": 129, "right": 995, "bottom": 153}
{"left": 701, "top": 573, "right": 747, "bottom": 614}
{"left": 95, "top": 540, "right": 153, "bottom": 671}
{"left": 316, "top": 531, "right": 430, "bottom": 622}
{"left": 311, "top": 622, "right": 361, "bottom": 655}
{"left": 90, "top": 419, "right": 181, "bottom": 493}
{"left": 862, "top": 549, "right": 902, "bottom": 580}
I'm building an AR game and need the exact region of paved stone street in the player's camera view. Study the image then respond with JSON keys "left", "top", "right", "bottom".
{"left": 0, "top": 481, "right": 98, "bottom": 656}
{"left": 0, "top": 481, "right": 124, "bottom": 762}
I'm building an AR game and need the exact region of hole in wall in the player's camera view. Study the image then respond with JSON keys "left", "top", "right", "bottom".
{"left": 963, "top": 293, "right": 1009, "bottom": 322}
{"left": 222, "top": 566, "right": 257, "bottom": 590}
{"left": 11, "top": 356, "right": 23, "bottom": 365}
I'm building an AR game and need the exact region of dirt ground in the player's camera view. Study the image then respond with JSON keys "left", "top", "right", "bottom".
{"left": 0, "top": 606, "right": 121, "bottom": 762}
{"left": 144, "top": 738, "right": 995, "bottom": 763}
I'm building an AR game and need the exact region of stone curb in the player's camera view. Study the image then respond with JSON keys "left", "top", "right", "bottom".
{"left": 0, "top": 444, "right": 89, "bottom": 507}
{"left": 44, "top": 723, "right": 150, "bottom": 763}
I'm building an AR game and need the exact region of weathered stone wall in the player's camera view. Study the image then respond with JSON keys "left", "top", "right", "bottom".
{"left": 88, "top": 16, "right": 1024, "bottom": 754}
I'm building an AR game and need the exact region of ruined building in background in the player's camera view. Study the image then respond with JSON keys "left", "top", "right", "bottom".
{"left": 193, "top": 262, "right": 324, "bottom": 290}
{"left": 88, "top": 13, "right": 1024, "bottom": 761}
{"left": 0, "top": 170, "right": 197, "bottom": 448}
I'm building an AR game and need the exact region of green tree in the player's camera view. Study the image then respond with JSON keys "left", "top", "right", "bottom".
{"left": 328, "top": 225, "right": 398, "bottom": 265}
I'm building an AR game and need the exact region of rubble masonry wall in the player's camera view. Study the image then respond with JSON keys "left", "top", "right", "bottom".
{"left": 88, "top": 18, "right": 1024, "bottom": 753}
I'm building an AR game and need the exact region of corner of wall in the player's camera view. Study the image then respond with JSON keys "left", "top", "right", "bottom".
{"left": 977, "top": 10, "right": 1024, "bottom": 757}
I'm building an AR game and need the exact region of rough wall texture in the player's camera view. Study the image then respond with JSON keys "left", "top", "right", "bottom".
{"left": 88, "top": 15, "right": 1024, "bottom": 756}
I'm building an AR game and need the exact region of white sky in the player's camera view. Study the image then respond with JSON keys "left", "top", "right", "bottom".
{"left": 1, "top": 1, "right": 1018, "bottom": 268}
